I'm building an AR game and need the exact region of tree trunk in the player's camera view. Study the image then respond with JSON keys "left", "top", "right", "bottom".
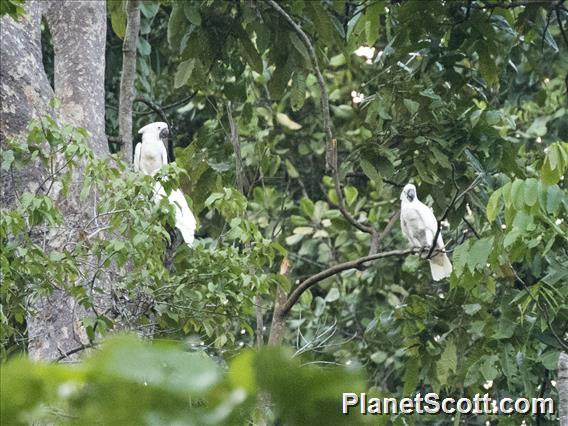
{"left": 1, "top": 1, "right": 52, "bottom": 201}
{"left": 44, "top": 0, "right": 108, "bottom": 155}
{"left": 1, "top": 0, "right": 110, "bottom": 361}
{"left": 559, "top": 352, "right": 568, "bottom": 426}
{"left": 119, "top": 0, "right": 140, "bottom": 163}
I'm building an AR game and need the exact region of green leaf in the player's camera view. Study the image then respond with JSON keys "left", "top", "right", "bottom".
{"left": 360, "top": 159, "right": 381, "bottom": 183}
{"left": 285, "top": 159, "right": 299, "bottom": 178}
{"left": 306, "top": 2, "right": 341, "bottom": 49}
{"left": 183, "top": 3, "right": 201, "bottom": 26}
{"left": 452, "top": 240, "right": 470, "bottom": 277}
{"left": 523, "top": 178, "right": 538, "bottom": 207}
{"left": 288, "top": 33, "right": 310, "bottom": 62}
{"left": 344, "top": 186, "right": 358, "bottom": 206}
{"left": 510, "top": 179, "right": 524, "bottom": 210}
{"left": 541, "top": 351, "right": 560, "bottom": 370}
{"left": 486, "top": 189, "right": 502, "bottom": 221}
{"left": 290, "top": 72, "right": 306, "bottom": 112}
{"left": 403, "top": 357, "right": 420, "bottom": 394}
{"left": 228, "top": 350, "right": 256, "bottom": 393}
{"left": 137, "top": 37, "right": 151, "bottom": 56}
{"left": 478, "top": 43, "right": 498, "bottom": 87}
{"left": 167, "top": 3, "right": 186, "bottom": 51}
{"left": 437, "top": 340, "right": 457, "bottom": 384}
{"left": 462, "top": 303, "right": 481, "bottom": 315}
{"left": 0, "top": 149, "right": 14, "bottom": 171}
{"left": 467, "top": 237, "right": 493, "bottom": 273}
{"left": 480, "top": 355, "right": 499, "bottom": 380}
{"left": 276, "top": 113, "right": 302, "bottom": 130}
{"left": 526, "top": 116, "right": 549, "bottom": 137}
{"left": 403, "top": 99, "right": 419, "bottom": 115}
{"left": 470, "top": 109, "right": 482, "bottom": 128}
{"left": 546, "top": 185, "right": 563, "bottom": 214}
{"left": 174, "top": 59, "right": 195, "bottom": 89}
{"left": 268, "top": 63, "right": 292, "bottom": 100}
{"left": 364, "top": 1, "right": 383, "bottom": 46}
{"left": 325, "top": 287, "right": 340, "bottom": 302}
{"left": 370, "top": 351, "right": 387, "bottom": 364}
{"left": 108, "top": 0, "right": 126, "bottom": 39}
{"left": 238, "top": 37, "right": 263, "bottom": 74}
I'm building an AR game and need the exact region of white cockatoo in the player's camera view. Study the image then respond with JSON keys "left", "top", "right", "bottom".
{"left": 135, "top": 122, "right": 196, "bottom": 247}
{"left": 400, "top": 183, "right": 452, "bottom": 281}
{"left": 135, "top": 122, "right": 169, "bottom": 176}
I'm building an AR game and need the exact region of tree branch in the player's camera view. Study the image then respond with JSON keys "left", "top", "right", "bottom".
{"left": 226, "top": 102, "right": 247, "bottom": 193}
{"left": 266, "top": 0, "right": 374, "bottom": 235}
{"left": 478, "top": 1, "right": 557, "bottom": 9}
{"left": 136, "top": 93, "right": 195, "bottom": 116}
{"left": 55, "top": 342, "right": 97, "bottom": 362}
{"left": 369, "top": 210, "right": 399, "bottom": 255}
{"left": 281, "top": 248, "right": 430, "bottom": 316}
{"left": 266, "top": 0, "right": 332, "bottom": 168}
{"left": 118, "top": 0, "right": 141, "bottom": 163}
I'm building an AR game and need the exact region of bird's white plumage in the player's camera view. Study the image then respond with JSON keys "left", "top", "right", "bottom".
{"left": 135, "top": 122, "right": 196, "bottom": 247}
{"left": 153, "top": 183, "right": 196, "bottom": 247}
{"left": 400, "top": 183, "right": 452, "bottom": 281}
{"left": 135, "top": 122, "right": 168, "bottom": 176}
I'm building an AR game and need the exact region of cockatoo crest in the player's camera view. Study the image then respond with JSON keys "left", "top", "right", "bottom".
{"left": 138, "top": 121, "right": 169, "bottom": 141}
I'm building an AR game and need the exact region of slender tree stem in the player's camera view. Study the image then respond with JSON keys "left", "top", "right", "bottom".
{"left": 119, "top": 0, "right": 141, "bottom": 163}
{"left": 266, "top": 0, "right": 374, "bottom": 235}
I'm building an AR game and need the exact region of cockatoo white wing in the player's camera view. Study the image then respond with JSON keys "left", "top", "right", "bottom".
{"left": 414, "top": 200, "right": 439, "bottom": 248}
{"left": 161, "top": 142, "right": 168, "bottom": 166}
{"left": 134, "top": 143, "right": 142, "bottom": 172}
{"left": 153, "top": 182, "right": 196, "bottom": 247}
{"left": 401, "top": 200, "right": 434, "bottom": 248}
{"left": 168, "top": 188, "right": 196, "bottom": 247}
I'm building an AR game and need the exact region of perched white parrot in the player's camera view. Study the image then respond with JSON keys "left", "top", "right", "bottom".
{"left": 134, "top": 122, "right": 169, "bottom": 176}
{"left": 135, "top": 122, "right": 196, "bottom": 247}
{"left": 400, "top": 183, "right": 452, "bottom": 281}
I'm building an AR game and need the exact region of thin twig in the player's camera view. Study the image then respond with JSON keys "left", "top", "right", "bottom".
{"left": 136, "top": 93, "right": 195, "bottom": 116}
{"left": 462, "top": 216, "right": 481, "bottom": 239}
{"left": 427, "top": 174, "right": 482, "bottom": 259}
{"left": 556, "top": 5, "right": 568, "bottom": 48}
{"left": 55, "top": 342, "right": 97, "bottom": 362}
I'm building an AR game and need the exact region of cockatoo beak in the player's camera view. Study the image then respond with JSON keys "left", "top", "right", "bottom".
{"left": 159, "top": 127, "right": 169, "bottom": 140}
{"left": 406, "top": 188, "right": 416, "bottom": 202}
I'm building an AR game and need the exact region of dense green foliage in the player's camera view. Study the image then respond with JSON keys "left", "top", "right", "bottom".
{"left": 1, "top": 335, "right": 366, "bottom": 425}
{"left": 2, "top": 0, "right": 567, "bottom": 424}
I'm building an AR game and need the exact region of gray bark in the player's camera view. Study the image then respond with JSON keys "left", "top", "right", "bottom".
{"left": 44, "top": 0, "right": 108, "bottom": 156}
{"left": 119, "top": 0, "right": 140, "bottom": 163}
{"left": 560, "top": 352, "right": 568, "bottom": 426}
{"left": 1, "top": 0, "right": 110, "bottom": 361}
{"left": 1, "top": 1, "right": 52, "bottom": 203}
